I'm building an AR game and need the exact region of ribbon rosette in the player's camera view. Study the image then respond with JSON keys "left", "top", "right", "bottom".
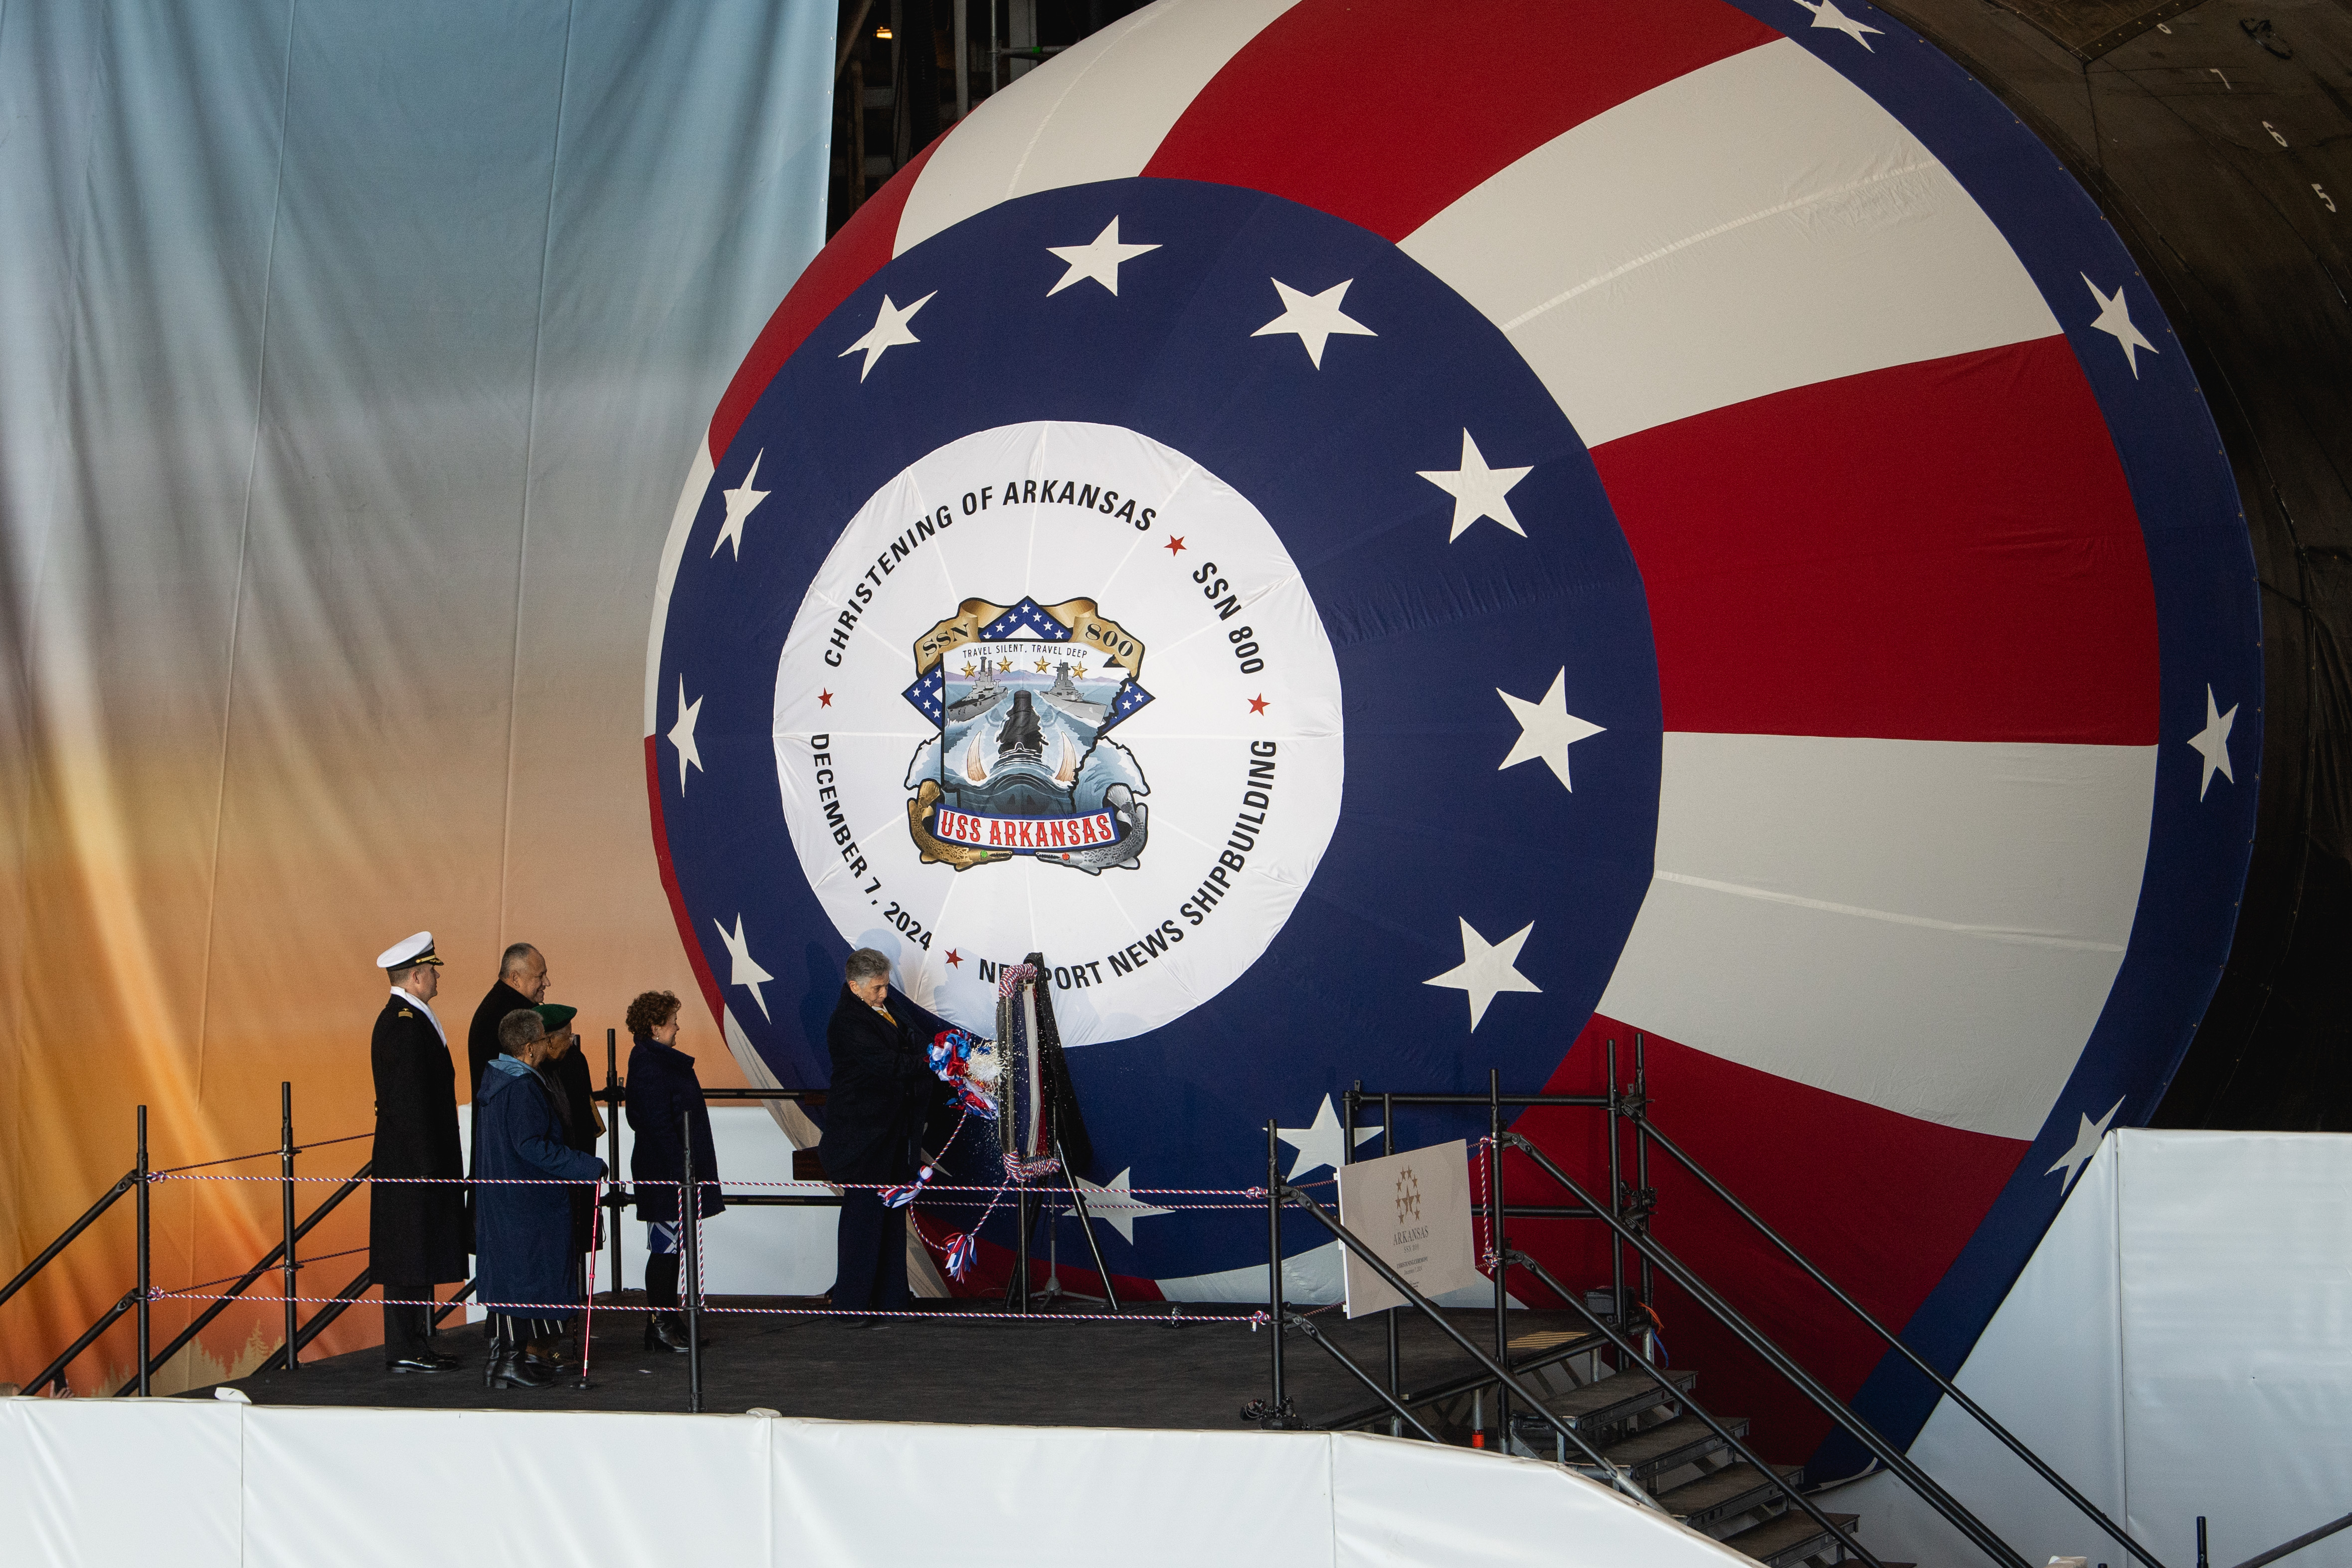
{"left": 880, "top": 1166, "right": 934, "bottom": 1209}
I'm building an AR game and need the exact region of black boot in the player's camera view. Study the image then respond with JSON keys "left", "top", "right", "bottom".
{"left": 486, "top": 1347, "right": 555, "bottom": 1390}
{"left": 643, "top": 1255, "right": 714, "bottom": 1351}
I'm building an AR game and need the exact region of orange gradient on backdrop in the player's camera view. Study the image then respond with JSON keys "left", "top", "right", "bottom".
{"left": 2, "top": 717, "right": 741, "bottom": 1392}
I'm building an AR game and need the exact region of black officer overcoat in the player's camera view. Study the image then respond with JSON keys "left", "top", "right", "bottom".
{"left": 367, "top": 993, "right": 469, "bottom": 1288}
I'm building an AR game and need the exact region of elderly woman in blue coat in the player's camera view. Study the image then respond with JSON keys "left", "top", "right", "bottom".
{"left": 475, "top": 1008, "right": 606, "bottom": 1389}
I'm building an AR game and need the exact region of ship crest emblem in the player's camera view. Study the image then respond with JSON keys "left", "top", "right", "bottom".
{"left": 900, "top": 596, "right": 1153, "bottom": 874}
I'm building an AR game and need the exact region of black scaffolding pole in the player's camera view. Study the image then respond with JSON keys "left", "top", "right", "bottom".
{"left": 280, "top": 1082, "right": 299, "bottom": 1372}
{"left": 681, "top": 1108, "right": 704, "bottom": 1413}
{"left": 135, "top": 1105, "right": 151, "bottom": 1397}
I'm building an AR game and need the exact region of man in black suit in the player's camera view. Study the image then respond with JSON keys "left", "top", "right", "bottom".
{"left": 820, "top": 948, "right": 941, "bottom": 1323}
{"left": 368, "top": 931, "right": 468, "bottom": 1373}
{"left": 467, "top": 942, "right": 547, "bottom": 1098}
{"left": 464, "top": 942, "right": 547, "bottom": 1254}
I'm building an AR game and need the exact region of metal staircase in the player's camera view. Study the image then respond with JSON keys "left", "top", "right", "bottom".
{"left": 1254, "top": 1048, "right": 2181, "bottom": 1568}
{"left": 1492, "top": 1329, "right": 1862, "bottom": 1566}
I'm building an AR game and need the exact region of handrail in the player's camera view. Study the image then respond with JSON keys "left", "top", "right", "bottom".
{"left": 1283, "top": 1311, "right": 1443, "bottom": 1441}
{"left": 1315, "top": 1326, "right": 1612, "bottom": 1432}
{"left": 1502, "top": 1131, "right": 2032, "bottom": 1568}
{"left": 1272, "top": 1176, "right": 1655, "bottom": 1506}
{"left": 0, "top": 1171, "right": 136, "bottom": 1313}
{"left": 431, "top": 1278, "right": 478, "bottom": 1327}
{"left": 1502, "top": 1242, "right": 1878, "bottom": 1568}
{"left": 1635, "top": 1116, "right": 2168, "bottom": 1568}
{"left": 294, "top": 1266, "right": 376, "bottom": 1352}
{"left": 2230, "top": 1510, "right": 2352, "bottom": 1568}
{"left": 112, "top": 1160, "right": 371, "bottom": 1396}
{"left": 26, "top": 1292, "right": 138, "bottom": 1394}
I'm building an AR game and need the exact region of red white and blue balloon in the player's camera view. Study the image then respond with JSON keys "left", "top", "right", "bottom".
{"left": 646, "top": 0, "right": 2256, "bottom": 1458}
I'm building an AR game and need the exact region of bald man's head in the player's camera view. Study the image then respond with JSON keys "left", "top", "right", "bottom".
{"left": 501, "top": 943, "right": 547, "bottom": 1003}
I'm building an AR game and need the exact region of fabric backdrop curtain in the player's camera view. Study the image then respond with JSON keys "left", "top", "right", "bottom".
{"left": 0, "top": 0, "right": 834, "bottom": 1390}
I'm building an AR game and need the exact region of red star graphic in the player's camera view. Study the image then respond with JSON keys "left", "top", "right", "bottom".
{"left": 944, "top": 949, "right": 962, "bottom": 968}
{"left": 1164, "top": 535, "right": 1186, "bottom": 555}
{"left": 1248, "top": 694, "right": 1270, "bottom": 714}
{"left": 818, "top": 689, "right": 834, "bottom": 708}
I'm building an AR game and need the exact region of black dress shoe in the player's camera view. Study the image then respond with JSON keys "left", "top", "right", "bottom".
{"left": 644, "top": 1315, "right": 694, "bottom": 1354}
{"left": 426, "top": 1351, "right": 463, "bottom": 1369}
{"left": 386, "top": 1354, "right": 443, "bottom": 1374}
{"left": 485, "top": 1350, "right": 556, "bottom": 1390}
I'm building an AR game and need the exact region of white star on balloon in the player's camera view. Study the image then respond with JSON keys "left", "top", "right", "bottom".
{"left": 712, "top": 913, "right": 775, "bottom": 1020}
{"left": 1424, "top": 917, "right": 1542, "bottom": 1031}
{"left": 1252, "top": 277, "right": 1376, "bottom": 368}
{"left": 839, "top": 291, "right": 936, "bottom": 381}
{"left": 1057, "top": 1168, "right": 1172, "bottom": 1244}
{"left": 712, "top": 449, "right": 768, "bottom": 561}
{"left": 1046, "top": 217, "right": 1160, "bottom": 297}
{"left": 1419, "top": 430, "right": 1534, "bottom": 541}
{"left": 2188, "top": 684, "right": 2237, "bottom": 800}
{"left": 1793, "top": 0, "right": 1883, "bottom": 48}
{"left": 1497, "top": 669, "right": 1606, "bottom": 790}
{"left": 1276, "top": 1094, "right": 1383, "bottom": 1183}
{"left": 668, "top": 676, "right": 705, "bottom": 792}
{"left": 2045, "top": 1096, "right": 2125, "bottom": 1194}
{"left": 2082, "top": 275, "right": 2158, "bottom": 377}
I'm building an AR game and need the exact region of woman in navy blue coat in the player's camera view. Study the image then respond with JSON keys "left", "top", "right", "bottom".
{"left": 624, "top": 990, "right": 723, "bottom": 1352}
{"left": 475, "top": 1008, "right": 605, "bottom": 1389}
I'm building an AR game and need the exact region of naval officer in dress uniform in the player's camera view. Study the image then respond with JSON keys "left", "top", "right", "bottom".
{"left": 369, "top": 931, "right": 469, "bottom": 1373}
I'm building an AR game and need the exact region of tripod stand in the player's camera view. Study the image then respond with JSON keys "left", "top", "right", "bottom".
{"left": 1005, "top": 1116, "right": 1120, "bottom": 1311}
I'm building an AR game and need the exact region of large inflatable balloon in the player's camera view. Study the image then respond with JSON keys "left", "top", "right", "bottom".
{"left": 646, "top": 0, "right": 2256, "bottom": 1457}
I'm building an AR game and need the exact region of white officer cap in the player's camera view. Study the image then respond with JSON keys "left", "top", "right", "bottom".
{"left": 375, "top": 931, "right": 443, "bottom": 971}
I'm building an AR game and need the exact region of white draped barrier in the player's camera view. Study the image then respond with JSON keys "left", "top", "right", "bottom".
{"left": 0, "top": 1400, "right": 1753, "bottom": 1568}
{"left": 1841, "top": 1130, "right": 2352, "bottom": 1568}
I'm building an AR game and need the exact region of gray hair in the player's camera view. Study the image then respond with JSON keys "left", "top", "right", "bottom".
{"left": 500, "top": 942, "right": 541, "bottom": 979}
{"left": 845, "top": 948, "right": 891, "bottom": 984}
{"left": 497, "top": 1008, "right": 545, "bottom": 1054}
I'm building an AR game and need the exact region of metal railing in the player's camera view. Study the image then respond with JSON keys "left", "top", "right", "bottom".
{"left": 1317, "top": 1041, "right": 2173, "bottom": 1568}
{"left": 5, "top": 1089, "right": 386, "bottom": 1396}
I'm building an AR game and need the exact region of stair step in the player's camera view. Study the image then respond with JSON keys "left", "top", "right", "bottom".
{"left": 1720, "top": 1509, "right": 1859, "bottom": 1568}
{"left": 1656, "top": 1461, "right": 1803, "bottom": 1532}
{"left": 1598, "top": 1411, "right": 1750, "bottom": 1481}
{"left": 1507, "top": 1326, "right": 1606, "bottom": 1360}
{"left": 1535, "top": 1365, "right": 1697, "bottom": 1430}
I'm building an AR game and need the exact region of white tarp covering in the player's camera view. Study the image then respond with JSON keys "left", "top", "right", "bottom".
{"left": 1842, "top": 1130, "right": 2352, "bottom": 1568}
{"left": 0, "top": 1401, "right": 1757, "bottom": 1568}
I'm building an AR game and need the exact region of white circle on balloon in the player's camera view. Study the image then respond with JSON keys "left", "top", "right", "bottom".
{"left": 773, "top": 420, "right": 1345, "bottom": 1046}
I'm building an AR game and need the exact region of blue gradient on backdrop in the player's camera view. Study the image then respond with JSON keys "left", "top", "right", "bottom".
{"left": 0, "top": 0, "right": 835, "bottom": 1380}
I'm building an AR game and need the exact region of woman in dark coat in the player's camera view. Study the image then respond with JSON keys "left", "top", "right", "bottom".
{"left": 532, "top": 1003, "right": 604, "bottom": 1257}
{"left": 820, "top": 949, "right": 940, "bottom": 1320}
{"left": 624, "top": 990, "right": 723, "bottom": 1352}
{"left": 474, "top": 1009, "right": 605, "bottom": 1389}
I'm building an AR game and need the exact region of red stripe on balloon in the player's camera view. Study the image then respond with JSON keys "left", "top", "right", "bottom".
{"left": 1509, "top": 1015, "right": 2026, "bottom": 1458}
{"left": 707, "top": 137, "right": 947, "bottom": 461}
{"left": 1590, "top": 337, "right": 2160, "bottom": 744}
{"left": 645, "top": 735, "right": 730, "bottom": 1032}
{"left": 1142, "top": 0, "right": 1779, "bottom": 241}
